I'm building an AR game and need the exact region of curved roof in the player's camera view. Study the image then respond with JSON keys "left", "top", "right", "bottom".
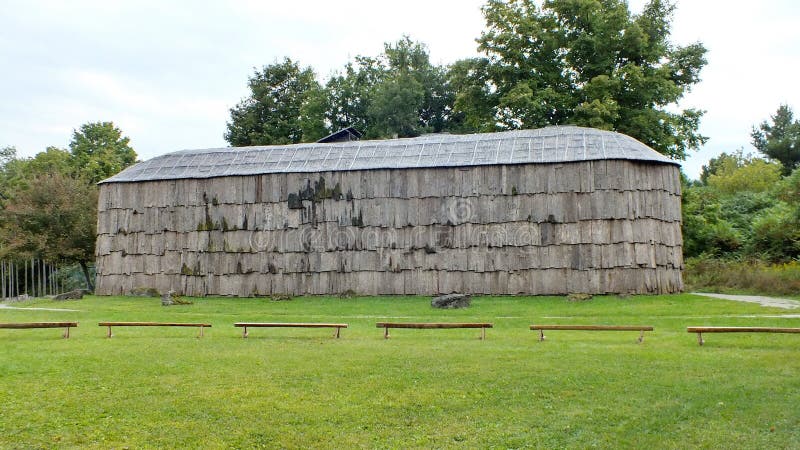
{"left": 101, "top": 126, "right": 678, "bottom": 184}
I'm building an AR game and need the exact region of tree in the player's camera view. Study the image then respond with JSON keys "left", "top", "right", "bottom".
{"left": 225, "top": 58, "right": 324, "bottom": 146}
{"left": 751, "top": 104, "right": 800, "bottom": 175}
{"left": 367, "top": 73, "right": 426, "bottom": 138}
{"left": 325, "top": 56, "right": 387, "bottom": 134}
{"left": 0, "top": 172, "right": 98, "bottom": 290}
{"left": 69, "top": 122, "right": 137, "bottom": 184}
{"left": 382, "top": 37, "right": 454, "bottom": 135}
{"left": 448, "top": 58, "right": 495, "bottom": 132}
{"left": 703, "top": 149, "right": 782, "bottom": 194}
{"left": 455, "top": 0, "right": 707, "bottom": 159}
{"left": 326, "top": 37, "right": 455, "bottom": 139}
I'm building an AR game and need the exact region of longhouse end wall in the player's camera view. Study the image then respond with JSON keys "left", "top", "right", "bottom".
{"left": 95, "top": 159, "right": 683, "bottom": 296}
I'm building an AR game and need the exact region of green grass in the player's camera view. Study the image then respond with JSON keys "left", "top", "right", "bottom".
{"left": 1, "top": 294, "right": 799, "bottom": 448}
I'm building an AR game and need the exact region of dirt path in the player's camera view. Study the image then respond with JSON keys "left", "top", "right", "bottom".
{"left": 692, "top": 292, "right": 800, "bottom": 310}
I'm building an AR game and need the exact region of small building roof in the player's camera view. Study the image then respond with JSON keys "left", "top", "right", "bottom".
{"left": 101, "top": 126, "right": 678, "bottom": 184}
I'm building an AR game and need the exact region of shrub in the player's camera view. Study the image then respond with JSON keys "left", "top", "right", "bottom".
{"left": 685, "top": 256, "right": 800, "bottom": 296}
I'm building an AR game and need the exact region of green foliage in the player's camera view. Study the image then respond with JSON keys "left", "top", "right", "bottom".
{"left": 447, "top": 58, "right": 496, "bottom": 132}
{"left": 705, "top": 150, "right": 782, "bottom": 194}
{"left": 685, "top": 257, "right": 800, "bottom": 296}
{"left": 0, "top": 172, "right": 98, "bottom": 289}
{"left": 325, "top": 56, "right": 387, "bottom": 133}
{"left": 225, "top": 58, "right": 323, "bottom": 146}
{"left": 751, "top": 104, "right": 800, "bottom": 175}
{"left": 452, "top": 0, "right": 707, "bottom": 159}
{"left": 1, "top": 295, "right": 799, "bottom": 448}
{"left": 751, "top": 203, "right": 800, "bottom": 260}
{"left": 298, "top": 84, "right": 329, "bottom": 142}
{"left": 684, "top": 152, "right": 796, "bottom": 262}
{"left": 333, "top": 36, "right": 455, "bottom": 139}
{"left": 367, "top": 73, "right": 426, "bottom": 138}
{"left": 0, "top": 121, "right": 133, "bottom": 289}
{"left": 69, "top": 121, "right": 137, "bottom": 184}
{"left": 229, "top": 37, "right": 456, "bottom": 142}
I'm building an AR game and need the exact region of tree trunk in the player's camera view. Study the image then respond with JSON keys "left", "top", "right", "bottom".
{"left": 80, "top": 261, "right": 95, "bottom": 292}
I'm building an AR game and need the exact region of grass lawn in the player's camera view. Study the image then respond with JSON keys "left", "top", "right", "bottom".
{"left": 1, "top": 294, "right": 799, "bottom": 448}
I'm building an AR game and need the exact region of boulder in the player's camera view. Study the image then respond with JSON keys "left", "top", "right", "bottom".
{"left": 53, "top": 289, "right": 87, "bottom": 301}
{"left": 431, "top": 293, "right": 471, "bottom": 309}
{"left": 161, "top": 290, "right": 174, "bottom": 306}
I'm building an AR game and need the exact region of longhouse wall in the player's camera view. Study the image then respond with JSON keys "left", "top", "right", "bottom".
{"left": 95, "top": 159, "right": 683, "bottom": 296}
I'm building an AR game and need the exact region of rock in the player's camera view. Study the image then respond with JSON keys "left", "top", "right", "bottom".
{"left": 53, "top": 290, "right": 87, "bottom": 301}
{"left": 338, "top": 289, "right": 357, "bottom": 299}
{"left": 161, "top": 290, "right": 174, "bottom": 306}
{"left": 431, "top": 293, "right": 471, "bottom": 309}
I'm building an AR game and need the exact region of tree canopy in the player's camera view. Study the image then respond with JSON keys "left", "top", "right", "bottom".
{"left": 0, "top": 121, "right": 135, "bottom": 290}
{"left": 225, "top": 2, "right": 707, "bottom": 160}
{"left": 225, "top": 58, "right": 325, "bottom": 146}
{"left": 70, "top": 121, "right": 137, "bottom": 184}
{"left": 751, "top": 104, "right": 800, "bottom": 175}
{"left": 0, "top": 172, "right": 99, "bottom": 290}
{"left": 454, "top": 0, "right": 708, "bottom": 159}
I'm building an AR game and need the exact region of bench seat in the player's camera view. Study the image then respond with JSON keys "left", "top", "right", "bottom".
{"left": 530, "top": 324, "right": 654, "bottom": 343}
{"left": 98, "top": 322, "right": 212, "bottom": 338}
{"left": 0, "top": 322, "right": 78, "bottom": 338}
{"left": 234, "top": 322, "right": 348, "bottom": 338}
{"left": 687, "top": 326, "right": 800, "bottom": 345}
{"left": 375, "top": 322, "right": 493, "bottom": 339}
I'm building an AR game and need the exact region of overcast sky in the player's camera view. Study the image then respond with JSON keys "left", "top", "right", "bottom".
{"left": 2, "top": 0, "right": 799, "bottom": 178}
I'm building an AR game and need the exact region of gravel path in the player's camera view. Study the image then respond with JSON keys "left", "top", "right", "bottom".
{"left": 692, "top": 292, "right": 800, "bottom": 310}
{"left": 0, "top": 303, "right": 80, "bottom": 312}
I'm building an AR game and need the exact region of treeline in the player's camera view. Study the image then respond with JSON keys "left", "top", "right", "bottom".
{"left": 683, "top": 105, "right": 800, "bottom": 263}
{"left": 0, "top": 122, "right": 137, "bottom": 291}
{"left": 225, "top": 0, "right": 707, "bottom": 160}
{"left": 682, "top": 106, "right": 800, "bottom": 294}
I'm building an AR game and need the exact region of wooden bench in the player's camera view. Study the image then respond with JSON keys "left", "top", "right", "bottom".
{"left": 234, "top": 322, "right": 348, "bottom": 338}
{"left": 687, "top": 326, "right": 800, "bottom": 346}
{"left": 530, "top": 324, "right": 654, "bottom": 343}
{"left": 98, "top": 322, "right": 212, "bottom": 338}
{"left": 0, "top": 322, "right": 78, "bottom": 338}
{"left": 376, "top": 322, "right": 493, "bottom": 340}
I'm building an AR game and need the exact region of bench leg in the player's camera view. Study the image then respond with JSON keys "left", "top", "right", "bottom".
{"left": 479, "top": 327, "right": 486, "bottom": 340}
{"left": 107, "top": 326, "right": 113, "bottom": 338}
{"left": 539, "top": 330, "right": 546, "bottom": 342}
{"left": 697, "top": 332, "right": 704, "bottom": 346}
{"left": 384, "top": 326, "right": 390, "bottom": 339}
{"left": 334, "top": 327, "right": 341, "bottom": 339}
{"left": 242, "top": 327, "right": 248, "bottom": 339}
{"left": 638, "top": 330, "right": 645, "bottom": 344}
{"left": 63, "top": 326, "right": 70, "bottom": 339}
{"left": 198, "top": 326, "right": 204, "bottom": 338}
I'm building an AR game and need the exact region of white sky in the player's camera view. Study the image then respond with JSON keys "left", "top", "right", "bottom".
{"left": 1, "top": 0, "right": 799, "bottom": 179}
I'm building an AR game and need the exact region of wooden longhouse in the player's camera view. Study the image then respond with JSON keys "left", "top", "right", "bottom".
{"left": 95, "top": 126, "right": 683, "bottom": 296}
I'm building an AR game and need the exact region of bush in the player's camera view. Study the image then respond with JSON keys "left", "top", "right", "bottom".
{"left": 684, "top": 256, "right": 800, "bottom": 296}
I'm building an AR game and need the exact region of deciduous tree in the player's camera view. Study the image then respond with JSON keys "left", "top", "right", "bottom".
{"left": 0, "top": 172, "right": 98, "bottom": 290}
{"left": 225, "top": 58, "right": 324, "bottom": 146}
{"left": 69, "top": 121, "right": 137, "bottom": 183}
{"left": 455, "top": 0, "right": 707, "bottom": 159}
